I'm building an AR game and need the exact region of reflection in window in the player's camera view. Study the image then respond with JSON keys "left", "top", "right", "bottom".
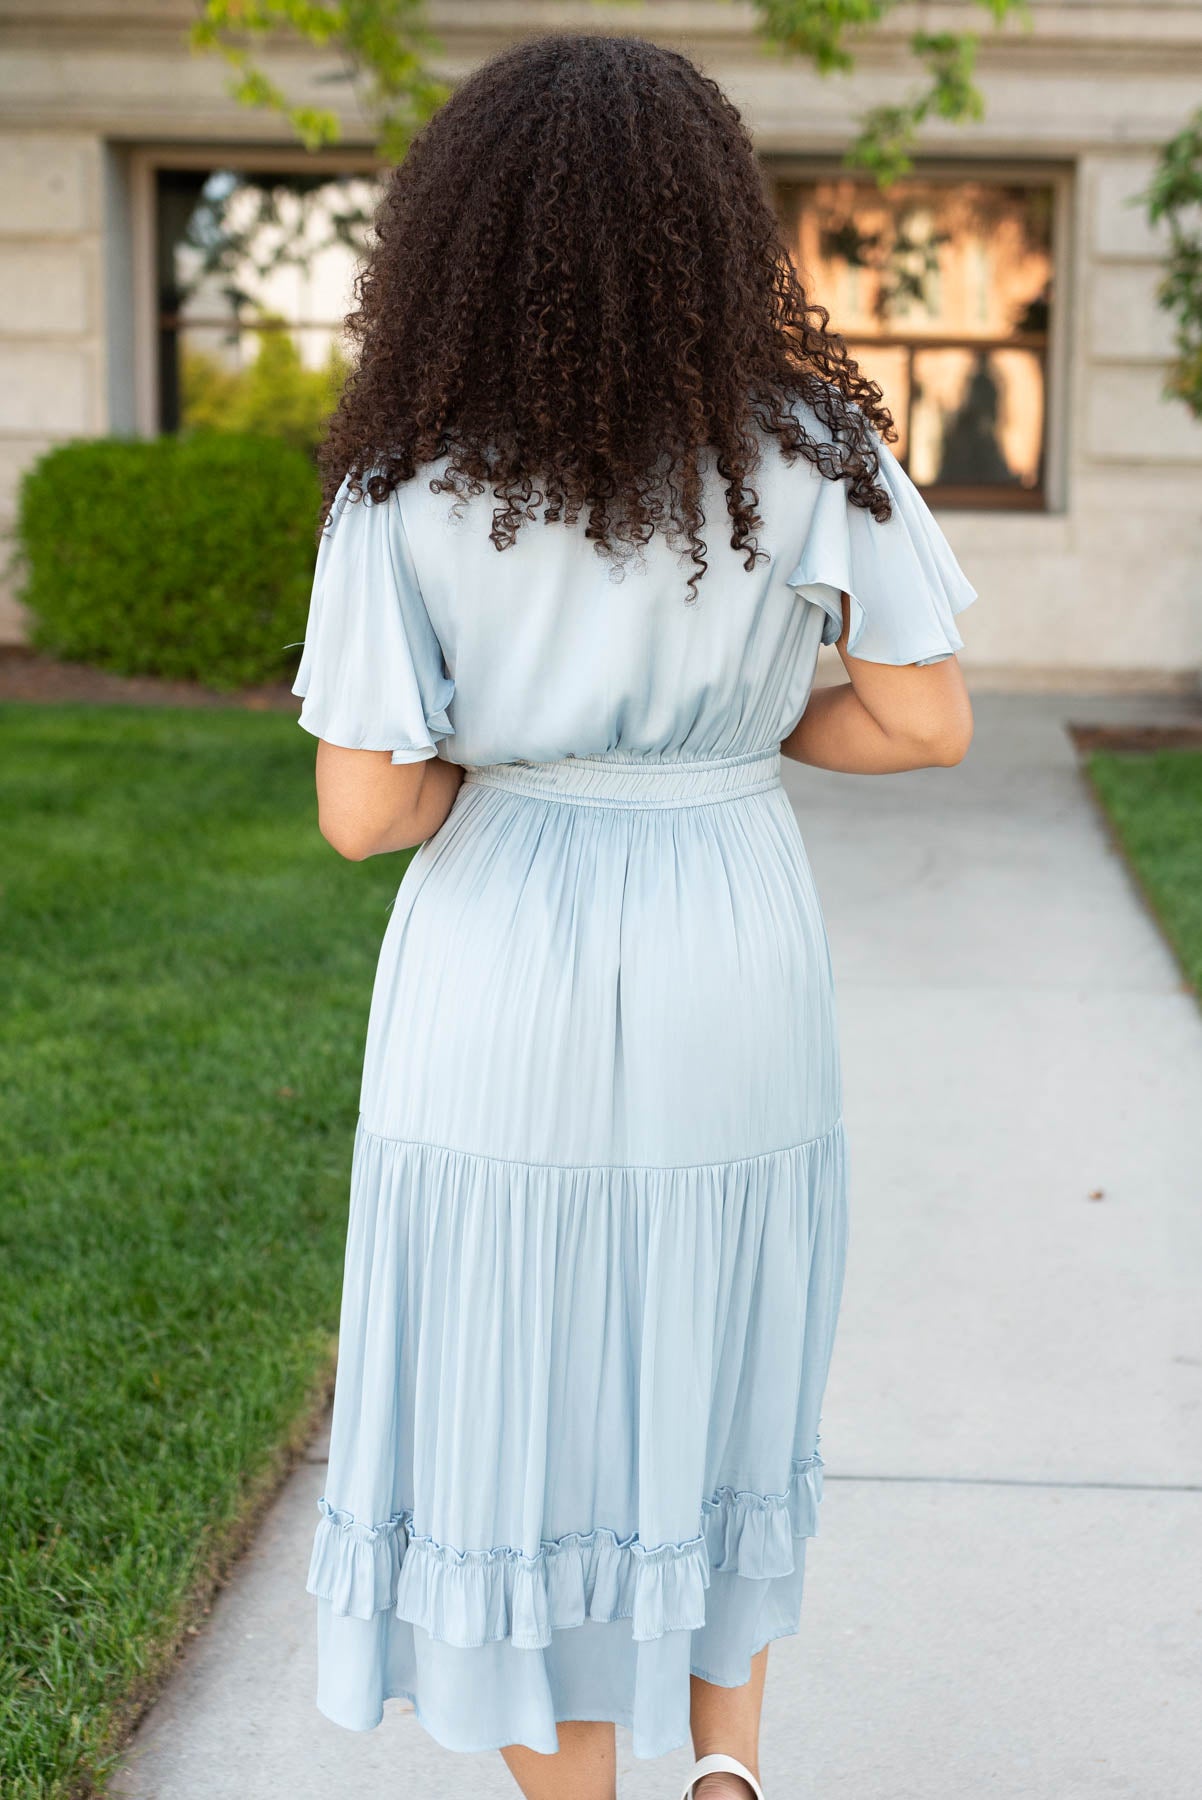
{"left": 155, "top": 168, "right": 379, "bottom": 449}
{"left": 772, "top": 177, "right": 1054, "bottom": 506}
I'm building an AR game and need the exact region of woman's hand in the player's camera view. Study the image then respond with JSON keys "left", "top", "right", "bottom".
{"left": 313, "top": 742, "right": 465, "bottom": 860}
{"left": 781, "top": 591, "right": 974, "bottom": 774}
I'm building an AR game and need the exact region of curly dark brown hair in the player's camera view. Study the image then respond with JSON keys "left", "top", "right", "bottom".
{"left": 319, "top": 30, "right": 896, "bottom": 600}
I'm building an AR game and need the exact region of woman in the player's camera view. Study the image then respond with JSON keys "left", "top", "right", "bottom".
{"left": 294, "top": 31, "right": 975, "bottom": 1800}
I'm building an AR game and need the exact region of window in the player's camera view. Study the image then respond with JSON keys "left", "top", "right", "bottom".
{"left": 154, "top": 166, "right": 380, "bottom": 438}
{"left": 771, "top": 174, "right": 1056, "bottom": 508}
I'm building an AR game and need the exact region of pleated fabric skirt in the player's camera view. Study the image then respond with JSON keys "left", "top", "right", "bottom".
{"left": 307, "top": 747, "right": 850, "bottom": 1759}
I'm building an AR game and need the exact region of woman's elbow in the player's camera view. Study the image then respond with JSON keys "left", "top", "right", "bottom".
{"left": 319, "top": 813, "right": 378, "bottom": 861}
{"left": 313, "top": 742, "right": 435, "bottom": 858}
{"left": 915, "top": 706, "right": 974, "bottom": 768}
{"left": 318, "top": 806, "right": 417, "bottom": 861}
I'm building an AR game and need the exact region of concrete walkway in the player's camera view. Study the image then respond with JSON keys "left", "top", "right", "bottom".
{"left": 113, "top": 694, "right": 1202, "bottom": 1800}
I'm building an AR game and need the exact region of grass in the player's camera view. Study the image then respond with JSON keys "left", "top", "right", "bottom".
{"left": 0, "top": 704, "right": 411, "bottom": 1798}
{"left": 1087, "top": 748, "right": 1202, "bottom": 993}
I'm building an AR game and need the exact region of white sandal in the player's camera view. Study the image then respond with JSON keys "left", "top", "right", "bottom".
{"left": 679, "top": 1752, "right": 766, "bottom": 1800}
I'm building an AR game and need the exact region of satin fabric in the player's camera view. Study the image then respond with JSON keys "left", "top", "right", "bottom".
{"left": 292, "top": 398, "right": 976, "bottom": 1756}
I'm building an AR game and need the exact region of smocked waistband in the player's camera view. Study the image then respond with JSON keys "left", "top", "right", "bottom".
{"left": 461, "top": 748, "right": 782, "bottom": 809}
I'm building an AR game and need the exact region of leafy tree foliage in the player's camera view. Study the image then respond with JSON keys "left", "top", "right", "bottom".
{"left": 190, "top": 0, "right": 1027, "bottom": 178}
{"left": 1139, "top": 108, "right": 1202, "bottom": 419}
{"left": 191, "top": 0, "right": 448, "bottom": 159}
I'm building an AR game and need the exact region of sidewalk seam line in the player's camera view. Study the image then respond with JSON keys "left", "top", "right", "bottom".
{"left": 826, "top": 1474, "right": 1201, "bottom": 1492}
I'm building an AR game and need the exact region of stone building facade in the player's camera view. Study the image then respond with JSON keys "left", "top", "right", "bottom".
{"left": 1, "top": 0, "right": 1200, "bottom": 688}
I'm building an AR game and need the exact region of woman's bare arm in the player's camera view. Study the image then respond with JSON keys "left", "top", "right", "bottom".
{"left": 781, "top": 592, "right": 974, "bottom": 774}
{"left": 314, "top": 742, "right": 464, "bottom": 860}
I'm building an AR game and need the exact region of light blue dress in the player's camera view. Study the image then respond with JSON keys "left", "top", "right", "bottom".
{"left": 293, "top": 398, "right": 977, "bottom": 1759}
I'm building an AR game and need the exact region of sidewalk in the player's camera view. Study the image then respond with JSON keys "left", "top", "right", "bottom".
{"left": 113, "top": 694, "right": 1202, "bottom": 1800}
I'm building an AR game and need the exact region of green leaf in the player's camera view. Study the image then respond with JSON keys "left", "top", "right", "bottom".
{"left": 190, "top": 0, "right": 444, "bottom": 158}
{"left": 752, "top": 0, "right": 1028, "bottom": 185}
{"left": 1134, "top": 106, "right": 1202, "bottom": 419}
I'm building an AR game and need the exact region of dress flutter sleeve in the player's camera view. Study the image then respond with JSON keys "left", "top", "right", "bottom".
{"left": 786, "top": 433, "right": 978, "bottom": 667}
{"left": 291, "top": 475, "right": 455, "bottom": 763}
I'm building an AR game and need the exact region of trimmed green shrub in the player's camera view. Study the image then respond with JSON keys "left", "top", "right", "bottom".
{"left": 13, "top": 432, "right": 321, "bottom": 690}
{"left": 181, "top": 328, "right": 349, "bottom": 459}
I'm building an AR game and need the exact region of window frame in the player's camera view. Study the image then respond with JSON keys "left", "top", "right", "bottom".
{"left": 128, "top": 144, "right": 383, "bottom": 440}
{"left": 761, "top": 156, "right": 1075, "bottom": 515}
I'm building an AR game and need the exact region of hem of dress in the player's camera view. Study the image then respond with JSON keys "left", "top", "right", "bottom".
{"left": 292, "top": 707, "right": 448, "bottom": 761}
{"left": 308, "top": 1452, "right": 823, "bottom": 1647}
{"left": 315, "top": 1624, "right": 802, "bottom": 1758}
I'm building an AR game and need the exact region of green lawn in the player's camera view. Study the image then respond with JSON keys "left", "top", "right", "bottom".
{"left": 1088, "top": 748, "right": 1202, "bottom": 993}
{"left": 0, "top": 705, "right": 411, "bottom": 1799}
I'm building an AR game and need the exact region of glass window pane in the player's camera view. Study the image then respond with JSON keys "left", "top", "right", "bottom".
{"left": 786, "top": 177, "right": 1052, "bottom": 345}
{"left": 843, "top": 342, "right": 911, "bottom": 462}
{"left": 775, "top": 173, "right": 1054, "bottom": 502}
{"left": 155, "top": 168, "right": 379, "bottom": 435}
{"left": 910, "top": 347, "right": 1045, "bottom": 490}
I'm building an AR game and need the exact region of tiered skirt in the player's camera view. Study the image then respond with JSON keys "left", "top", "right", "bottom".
{"left": 307, "top": 748, "right": 849, "bottom": 1758}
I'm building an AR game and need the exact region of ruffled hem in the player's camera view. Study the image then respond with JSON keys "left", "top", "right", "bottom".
{"left": 306, "top": 1453, "right": 823, "bottom": 1652}
{"left": 387, "top": 705, "right": 454, "bottom": 765}
{"left": 785, "top": 431, "right": 978, "bottom": 667}
{"left": 292, "top": 691, "right": 454, "bottom": 764}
